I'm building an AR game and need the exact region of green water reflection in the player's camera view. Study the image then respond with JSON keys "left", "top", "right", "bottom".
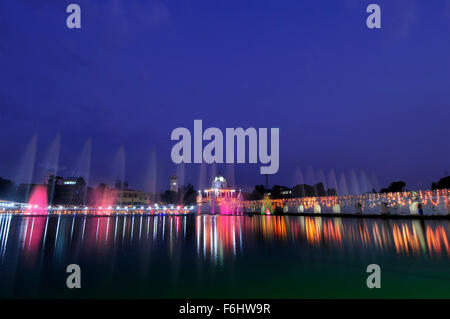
{"left": 1, "top": 215, "right": 450, "bottom": 298}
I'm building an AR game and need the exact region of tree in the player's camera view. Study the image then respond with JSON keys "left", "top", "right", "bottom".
{"left": 270, "top": 185, "right": 287, "bottom": 199}
{"left": 161, "top": 190, "right": 177, "bottom": 204}
{"left": 314, "top": 182, "right": 326, "bottom": 197}
{"left": 0, "top": 177, "right": 15, "bottom": 201}
{"left": 327, "top": 188, "right": 337, "bottom": 196}
{"left": 291, "top": 184, "right": 306, "bottom": 197}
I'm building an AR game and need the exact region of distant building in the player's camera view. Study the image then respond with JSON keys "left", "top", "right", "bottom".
{"left": 47, "top": 175, "right": 86, "bottom": 205}
{"left": 114, "top": 180, "right": 129, "bottom": 190}
{"left": 16, "top": 175, "right": 87, "bottom": 205}
{"left": 170, "top": 176, "right": 178, "bottom": 192}
{"left": 87, "top": 182, "right": 152, "bottom": 206}
{"left": 16, "top": 176, "right": 153, "bottom": 207}
{"left": 110, "top": 181, "right": 151, "bottom": 205}
{"left": 16, "top": 183, "right": 40, "bottom": 203}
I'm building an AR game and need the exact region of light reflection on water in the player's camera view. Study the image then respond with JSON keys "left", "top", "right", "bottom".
{"left": 1, "top": 214, "right": 450, "bottom": 298}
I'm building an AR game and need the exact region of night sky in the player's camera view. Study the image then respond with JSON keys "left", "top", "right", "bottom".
{"left": 0, "top": 0, "right": 449, "bottom": 193}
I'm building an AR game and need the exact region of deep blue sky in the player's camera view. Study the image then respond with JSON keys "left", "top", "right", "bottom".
{"left": 0, "top": 0, "right": 449, "bottom": 192}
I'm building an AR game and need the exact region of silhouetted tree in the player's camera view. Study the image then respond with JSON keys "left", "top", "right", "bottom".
{"left": 380, "top": 181, "right": 406, "bottom": 193}
{"left": 314, "top": 182, "right": 326, "bottom": 197}
{"left": 326, "top": 188, "right": 337, "bottom": 196}
{"left": 161, "top": 184, "right": 198, "bottom": 205}
{"left": 291, "top": 184, "right": 306, "bottom": 197}
{"left": 0, "top": 177, "right": 15, "bottom": 201}
{"left": 249, "top": 185, "right": 266, "bottom": 200}
{"left": 432, "top": 176, "right": 450, "bottom": 190}
{"left": 270, "top": 185, "right": 290, "bottom": 199}
{"left": 161, "top": 190, "right": 177, "bottom": 204}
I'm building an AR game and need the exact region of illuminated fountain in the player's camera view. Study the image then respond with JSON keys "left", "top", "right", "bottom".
{"left": 260, "top": 194, "right": 273, "bottom": 214}
{"left": 89, "top": 185, "right": 117, "bottom": 214}
{"left": 76, "top": 139, "right": 92, "bottom": 205}
{"left": 198, "top": 174, "right": 243, "bottom": 214}
{"left": 43, "top": 135, "right": 61, "bottom": 206}
{"left": 15, "top": 135, "right": 37, "bottom": 201}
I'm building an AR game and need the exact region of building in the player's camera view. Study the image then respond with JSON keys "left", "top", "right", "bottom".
{"left": 204, "top": 175, "right": 236, "bottom": 200}
{"left": 110, "top": 180, "right": 151, "bottom": 205}
{"left": 86, "top": 182, "right": 152, "bottom": 207}
{"left": 113, "top": 188, "right": 151, "bottom": 206}
{"left": 16, "top": 183, "right": 40, "bottom": 203}
{"left": 112, "top": 180, "right": 152, "bottom": 205}
{"left": 15, "top": 175, "right": 87, "bottom": 206}
{"left": 170, "top": 176, "right": 178, "bottom": 192}
{"left": 47, "top": 175, "right": 87, "bottom": 205}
